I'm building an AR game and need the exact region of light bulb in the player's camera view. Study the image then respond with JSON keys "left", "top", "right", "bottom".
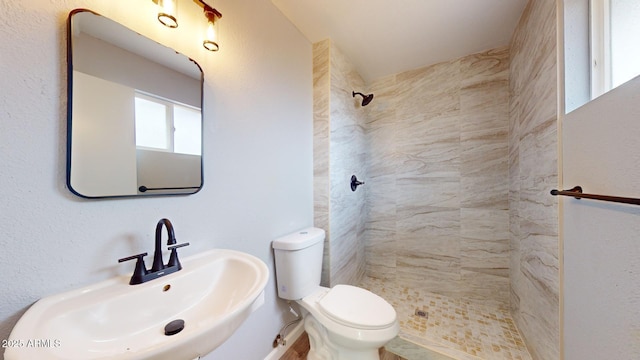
{"left": 203, "top": 18, "right": 219, "bottom": 51}
{"left": 157, "top": 0, "right": 178, "bottom": 28}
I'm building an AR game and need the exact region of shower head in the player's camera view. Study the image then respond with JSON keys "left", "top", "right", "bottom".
{"left": 352, "top": 91, "right": 374, "bottom": 106}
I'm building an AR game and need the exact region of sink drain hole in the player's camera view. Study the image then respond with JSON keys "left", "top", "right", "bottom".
{"left": 165, "top": 319, "right": 185, "bottom": 336}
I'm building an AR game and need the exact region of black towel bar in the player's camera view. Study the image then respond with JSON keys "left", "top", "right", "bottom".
{"left": 550, "top": 186, "right": 640, "bottom": 206}
{"left": 138, "top": 186, "right": 200, "bottom": 192}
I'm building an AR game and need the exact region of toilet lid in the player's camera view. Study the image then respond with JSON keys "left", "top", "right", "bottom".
{"left": 318, "top": 285, "right": 396, "bottom": 330}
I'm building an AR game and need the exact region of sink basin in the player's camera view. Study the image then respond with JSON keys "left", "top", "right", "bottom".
{"left": 4, "top": 249, "right": 269, "bottom": 360}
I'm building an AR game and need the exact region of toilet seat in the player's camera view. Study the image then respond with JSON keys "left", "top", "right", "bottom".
{"left": 317, "top": 285, "right": 396, "bottom": 330}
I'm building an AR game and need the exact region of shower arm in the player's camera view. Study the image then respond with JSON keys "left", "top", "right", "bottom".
{"left": 352, "top": 91, "right": 374, "bottom": 106}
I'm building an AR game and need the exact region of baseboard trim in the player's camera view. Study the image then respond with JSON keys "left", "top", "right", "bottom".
{"left": 263, "top": 321, "right": 305, "bottom": 360}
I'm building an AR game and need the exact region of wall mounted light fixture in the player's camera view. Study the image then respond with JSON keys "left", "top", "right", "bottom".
{"left": 201, "top": 3, "right": 222, "bottom": 51}
{"left": 153, "top": 0, "right": 223, "bottom": 52}
{"left": 157, "top": 0, "right": 178, "bottom": 28}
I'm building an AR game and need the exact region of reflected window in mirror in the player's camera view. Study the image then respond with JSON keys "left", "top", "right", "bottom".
{"left": 135, "top": 94, "right": 171, "bottom": 151}
{"left": 173, "top": 105, "right": 202, "bottom": 156}
{"left": 134, "top": 93, "right": 202, "bottom": 156}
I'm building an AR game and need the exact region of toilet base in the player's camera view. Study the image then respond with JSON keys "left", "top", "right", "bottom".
{"left": 304, "top": 315, "right": 381, "bottom": 360}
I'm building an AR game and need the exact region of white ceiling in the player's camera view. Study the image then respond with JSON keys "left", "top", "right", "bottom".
{"left": 74, "top": 11, "right": 201, "bottom": 79}
{"left": 271, "top": 0, "right": 529, "bottom": 82}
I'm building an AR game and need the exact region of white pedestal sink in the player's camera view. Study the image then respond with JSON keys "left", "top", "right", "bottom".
{"left": 4, "top": 249, "right": 269, "bottom": 360}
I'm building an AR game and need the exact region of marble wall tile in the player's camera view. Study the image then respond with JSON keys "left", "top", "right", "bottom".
{"left": 460, "top": 176, "right": 509, "bottom": 210}
{"left": 460, "top": 46, "right": 510, "bottom": 86}
{"left": 365, "top": 175, "right": 396, "bottom": 228}
{"left": 396, "top": 207, "right": 461, "bottom": 298}
{"left": 365, "top": 74, "right": 398, "bottom": 128}
{"left": 364, "top": 228, "right": 397, "bottom": 281}
{"left": 396, "top": 205, "right": 460, "bottom": 238}
{"left": 396, "top": 113, "right": 461, "bottom": 147}
{"left": 459, "top": 57, "right": 510, "bottom": 209}
{"left": 395, "top": 145, "right": 460, "bottom": 179}
{"left": 313, "top": 40, "right": 332, "bottom": 286}
{"left": 508, "top": 0, "right": 560, "bottom": 359}
{"left": 395, "top": 113, "right": 461, "bottom": 178}
{"left": 396, "top": 231, "right": 461, "bottom": 294}
{"left": 519, "top": 231, "right": 559, "bottom": 302}
{"left": 364, "top": 173, "right": 397, "bottom": 280}
{"left": 459, "top": 109, "right": 509, "bottom": 136}
{"left": 515, "top": 274, "right": 559, "bottom": 360}
{"left": 460, "top": 208, "right": 510, "bottom": 277}
{"left": 460, "top": 270, "right": 509, "bottom": 305}
{"left": 396, "top": 59, "right": 462, "bottom": 118}
{"left": 361, "top": 47, "right": 512, "bottom": 305}
{"left": 313, "top": 39, "right": 368, "bottom": 287}
{"left": 460, "top": 127, "right": 509, "bottom": 177}
{"left": 366, "top": 123, "right": 396, "bottom": 177}
{"left": 460, "top": 80, "right": 510, "bottom": 118}
{"left": 328, "top": 41, "right": 368, "bottom": 286}
{"left": 330, "top": 218, "right": 364, "bottom": 285}
{"left": 396, "top": 177, "right": 460, "bottom": 210}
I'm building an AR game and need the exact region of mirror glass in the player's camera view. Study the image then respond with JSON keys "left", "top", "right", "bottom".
{"left": 67, "top": 9, "right": 203, "bottom": 198}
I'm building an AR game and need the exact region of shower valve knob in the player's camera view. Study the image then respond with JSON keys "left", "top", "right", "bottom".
{"left": 350, "top": 175, "right": 365, "bottom": 191}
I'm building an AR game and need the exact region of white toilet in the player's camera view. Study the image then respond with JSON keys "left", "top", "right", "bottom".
{"left": 272, "top": 227, "right": 399, "bottom": 360}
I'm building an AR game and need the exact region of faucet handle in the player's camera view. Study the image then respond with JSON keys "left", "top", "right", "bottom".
{"left": 118, "top": 252, "right": 148, "bottom": 263}
{"left": 118, "top": 252, "right": 149, "bottom": 285}
{"left": 167, "top": 242, "right": 189, "bottom": 269}
{"left": 167, "top": 242, "right": 190, "bottom": 251}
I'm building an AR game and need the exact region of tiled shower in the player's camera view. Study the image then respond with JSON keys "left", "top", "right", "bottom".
{"left": 312, "top": 1, "right": 559, "bottom": 359}
{"left": 363, "top": 46, "right": 511, "bottom": 306}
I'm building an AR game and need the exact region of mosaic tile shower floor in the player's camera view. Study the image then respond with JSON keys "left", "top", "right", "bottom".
{"left": 360, "top": 277, "right": 532, "bottom": 360}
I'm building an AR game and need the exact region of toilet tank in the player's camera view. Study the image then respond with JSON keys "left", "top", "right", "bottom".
{"left": 272, "top": 227, "right": 325, "bottom": 300}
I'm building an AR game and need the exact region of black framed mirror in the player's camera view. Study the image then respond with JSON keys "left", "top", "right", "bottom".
{"left": 67, "top": 9, "right": 203, "bottom": 198}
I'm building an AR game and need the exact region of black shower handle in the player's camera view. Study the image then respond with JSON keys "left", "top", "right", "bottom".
{"left": 351, "top": 175, "right": 365, "bottom": 191}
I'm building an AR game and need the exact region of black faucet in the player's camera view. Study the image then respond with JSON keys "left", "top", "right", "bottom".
{"left": 118, "top": 218, "right": 190, "bottom": 285}
{"left": 152, "top": 218, "right": 176, "bottom": 271}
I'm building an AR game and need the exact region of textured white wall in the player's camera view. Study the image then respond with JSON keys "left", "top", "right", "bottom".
{"left": 562, "top": 76, "right": 640, "bottom": 360}
{"left": 71, "top": 71, "right": 138, "bottom": 196}
{"left": 0, "top": 0, "right": 312, "bottom": 359}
